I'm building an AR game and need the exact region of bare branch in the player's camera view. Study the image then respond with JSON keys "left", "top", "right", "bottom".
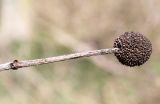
{"left": 0, "top": 48, "right": 119, "bottom": 71}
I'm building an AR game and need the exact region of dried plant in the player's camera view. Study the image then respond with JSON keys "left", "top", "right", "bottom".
{"left": 0, "top": 32, "right": 152, "bottom": 71}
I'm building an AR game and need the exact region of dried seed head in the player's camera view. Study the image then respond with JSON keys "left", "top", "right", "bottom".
{"left": 113, "top": 32, "right": 152, "bottom": 67}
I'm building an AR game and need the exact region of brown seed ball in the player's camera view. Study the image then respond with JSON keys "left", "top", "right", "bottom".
{"left": 113, "top": 32, "right": 152, "bottom": 67}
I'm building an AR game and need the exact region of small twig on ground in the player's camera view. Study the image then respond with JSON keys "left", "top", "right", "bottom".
{"left": 0, "top": 48, "right": 119, "bottom": 71}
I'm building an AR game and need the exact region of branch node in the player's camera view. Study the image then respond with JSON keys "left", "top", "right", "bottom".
{"left": 10, "top": 60, "right": 19, "bottom": 70}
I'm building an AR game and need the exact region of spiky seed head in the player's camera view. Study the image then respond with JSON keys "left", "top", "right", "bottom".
{"left": 113, "top": 32, "right": 152, "bottom": 67}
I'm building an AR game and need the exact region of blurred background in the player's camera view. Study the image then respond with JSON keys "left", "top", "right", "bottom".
{"left": 0, "top": 0, "right": 159, "bottom": 104}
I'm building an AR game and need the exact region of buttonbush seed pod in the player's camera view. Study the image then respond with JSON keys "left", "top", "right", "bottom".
{"left": 114, "top": 32, "right": 152, "bottom": 67}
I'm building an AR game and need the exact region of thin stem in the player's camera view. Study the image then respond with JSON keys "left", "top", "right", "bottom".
{"left": 0, "top": 48, "right": 119, "bottom": 71}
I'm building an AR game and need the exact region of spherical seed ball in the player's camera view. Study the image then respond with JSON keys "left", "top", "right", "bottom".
{"left": 113, "top": 32, "right": 152, "bottom": 67}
